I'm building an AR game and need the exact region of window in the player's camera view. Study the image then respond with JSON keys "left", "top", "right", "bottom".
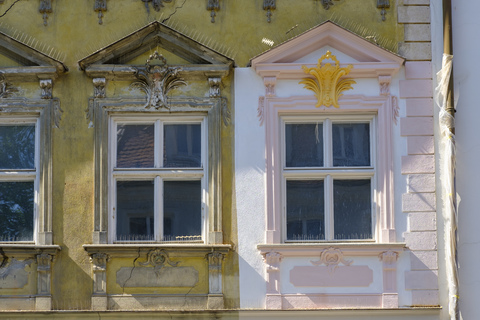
{"left": 110, "top": 115, "right": 206, "bottom": 242}
{"left": 282, "top": 115, "right": 375, "bottom": 241}
{"left": 0, "top": 118, "right": 39, "bottom": 242}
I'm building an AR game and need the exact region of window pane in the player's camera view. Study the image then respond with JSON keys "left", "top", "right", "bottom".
{"left": 0, "top": 182, "right": 34, "bottom": 241}
{"left": 117, "top": 125, "right": 154, "bottom": 168}
{"left": 333, "top": 179, "right": 372, "bottom": 240}
{"left": 332, "top": 123, "right": 370, "bottom": 166}
{"left": 285, "top": 124, "right": 323, "bottom": 167}
{"left": 116, "top": 180, "right": 154, "bottom": 241}
{"left": 286, "top": 180, "right": 324, "bottom": 240}
{"left": 0, "top": 125, "right": 35, "bottom": 169}
{"left": 164, "top": 180, "right": 201, "bottom": 241}
{"left": 164, "top": 124, "right": 201, "bottom": 168}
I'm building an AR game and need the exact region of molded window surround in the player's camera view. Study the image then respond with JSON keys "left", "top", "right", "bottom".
{"left": 91, "top": 97, "right": 224, "bottom": 245}
{"left": 0, "top": 99, "right": 57, "bottom": 246}
{"left": 264, "top": 95, "right": 396, "bottom": 244}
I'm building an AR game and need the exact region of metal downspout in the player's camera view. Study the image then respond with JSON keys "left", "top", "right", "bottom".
{"left": 441, "top": 0, "right": 458, "bottom": 319}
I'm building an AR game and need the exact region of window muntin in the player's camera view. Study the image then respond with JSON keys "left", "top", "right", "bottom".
{"left": 0, "top": 119, "right": 39, "bottom": 242}
{"left": 282, "top": 115, "right": 375, "bottom": 242}
{"left": 110, "top": 116, "right": 206, "bottom": 243}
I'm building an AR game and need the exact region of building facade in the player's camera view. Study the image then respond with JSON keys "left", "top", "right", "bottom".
{"left": 0, "top": 0, "right": 458, "bottom": 319}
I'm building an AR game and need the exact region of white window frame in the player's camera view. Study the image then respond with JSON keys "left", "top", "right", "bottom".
{"left": 280, "top": 114, "right": 377, "bottom": 242}
{"left": 264, "top": 95, "right": 396, "bottom": 244}
{"left": 108, "top": 114, "right": 208, "bottom": 243}
{"left": 0, "top": 116, "right": 40, "bottom": 243}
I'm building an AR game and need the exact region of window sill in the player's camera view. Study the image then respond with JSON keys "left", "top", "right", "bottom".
{"left": 257, "top": 242, "right": 406, "bottom": 257}
{"left": 83, "top": 243, "right": 232, "bottom": 258}
{"left": 0, "top": 244, "right": 61, "bottom": 258}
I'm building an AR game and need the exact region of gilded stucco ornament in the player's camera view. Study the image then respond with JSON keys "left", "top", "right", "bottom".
{"left": 300, "top": 50, "right": 356, "bottom": 108}
{"left": 130, "top": 51, "right": 186, "bottom": 110}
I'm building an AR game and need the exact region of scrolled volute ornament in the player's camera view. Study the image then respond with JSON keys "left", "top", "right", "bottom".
{"left": 130, "top": 51, "right": 187, "bottom": 110}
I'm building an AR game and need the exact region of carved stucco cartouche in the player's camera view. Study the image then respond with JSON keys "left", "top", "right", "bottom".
{"left": 130, "top": 51, "right": 186, "bottom": 110}
{"left": 300, "top": 50, "right": 356, "bottom": 108}
{"left": 311, "top": 247, "right": 353, "bottom": 273}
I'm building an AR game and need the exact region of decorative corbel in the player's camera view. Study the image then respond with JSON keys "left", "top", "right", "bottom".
{"left": 377, "top": 0, "right": 390, "bottom": 21}
{"left": 207, "top": 0, "right": 220, "bottom": 23}
{"left": 379, "top": 75, "right": 391, "bottom": 96}
{"left": 264, "top": 76, "right": 276, "bottom": 97}
{"left": 208, "top": 77, "right": 221, "bottom": 98}
{"left": 263, "top": 0, "right": 276, "bottom": 23}
{"left": 36, "top": 253, "right": 53, "bottom": 295}
{"left": 93, "top": 78, "right": 106, "bottom": 98}
{"left": 263, "top": 252, "right": 282, "bottom": 294}
{"left": 94, "top": 0, "right": 107, "bottom": 25}
{"left": 379, "top": 250, "right": 399, "bottom": 307}
{"left": 207, "top": 251, "right": 224, "bottom": 294}
{"left": 90, "top": 253, "right": 108, "bottom": 294}
{"left": 142, "top": 0, "right": 173, "bottom": 13}
{"left": 40, "top": 79, "right": 53, "bottom": 99}
{"left": 39, "top": 0, "right": 53, "bottom": 26}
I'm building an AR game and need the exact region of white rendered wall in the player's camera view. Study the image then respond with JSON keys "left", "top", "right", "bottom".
{"left": 451, "top": 1, "right": 480, "bottom": 319}
{"left": 235, "top": 58, "right": 411, "bottom": 310}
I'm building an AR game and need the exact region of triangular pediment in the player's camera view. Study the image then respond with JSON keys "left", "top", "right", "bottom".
{"left": 78, "top": 21, "right": 233, "bottom": 80}
{"left": 250, "top": 21, "right": 404, "bottom": 79}
{"left": 0, "top": 30, "right": 67, "bottom": 81}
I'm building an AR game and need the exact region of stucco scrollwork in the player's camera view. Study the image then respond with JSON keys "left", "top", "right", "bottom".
{"left": 141, "top": 0, "right": 173, "bottom": 13}
{"left": 311, "top": 247, "right": 353, "bottom": 273}
{"left": 392, "top": 95, "right": 399, "bottom": 125}
{"left": 379, "top": 75, "right": 391, "bottom": 96}
{"left": 300, "top": 50, "right": 356, "bottom": 108}
{"left": 130, "top": 51, "right": 186, "bottom": 110}
{"left": 140, "top": 249, "right": 179, "bottom": 275}
{"left": 0, "top": 72, "right": 18, "bottom": 98}
{"left": 379, "top": 250, "right": 398, "bottom": 266}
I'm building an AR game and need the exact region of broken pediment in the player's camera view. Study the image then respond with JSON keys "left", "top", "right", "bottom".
{"left": 78, "top": 21, "right": 233, "bottom": 81}
{"left": 250, "top": 21, "right": 404, "bottom": 79}
{"left": 0, "top": 30, "right": 67, "bottom": 82}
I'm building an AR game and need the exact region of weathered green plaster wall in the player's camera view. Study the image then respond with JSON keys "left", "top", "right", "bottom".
{"left": 0, "top": 0, "right": 402, "bottom": 315}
